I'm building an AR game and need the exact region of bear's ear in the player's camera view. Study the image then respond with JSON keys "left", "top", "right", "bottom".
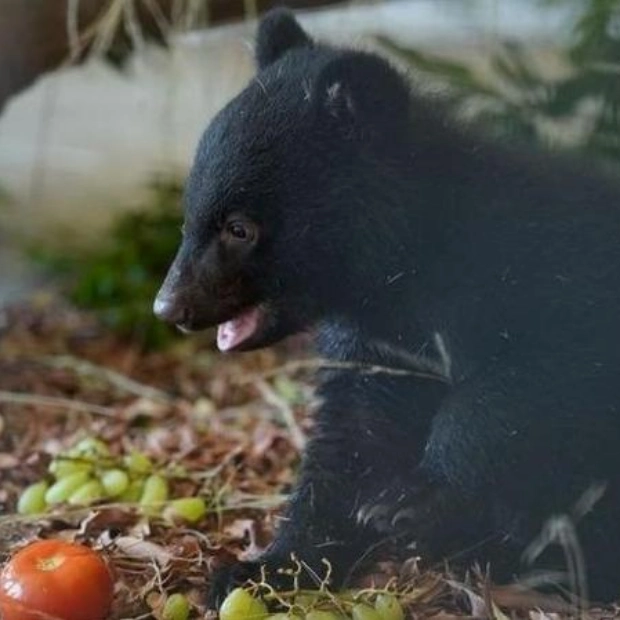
{"left": 255, "top": 8, "right": 312, "bottom": 69}
{"left": 314, "top": 54, "right": 410, "bottom": 129}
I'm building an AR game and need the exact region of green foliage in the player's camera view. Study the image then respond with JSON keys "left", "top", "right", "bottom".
{"left": 378, "top": 0, "right": 620, "bottom": 165}
{"left": 570, "top": 0, "right": 620, "bottom": 63}
{"left": 0, "top": 182, "right": 11, "bottom": 209}
{"left": 33, "top": 179, "right": 184, "bottom": 349}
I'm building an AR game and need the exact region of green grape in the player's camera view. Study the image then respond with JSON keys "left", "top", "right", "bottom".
{"left": 219, "top": 588, "right": 268, "bottom": 620}
{"left": 139, "top": 474, "right": 169, "bottom": 514}
{"left": 167, "top": 463, "right": 189, "bottom": 478}
{"left": 294, "top": 593, "right": 319, "bottom": 609}
{"left": 124, "top": 450, "right": 153, "bottom": 475}
{"left": 161, "top": 593, "right": 190, "bottom": 620}
{"left": 267, "top": 614, "right": 300, "bottom": 620}
{"left": 352, "top": 604, "right": 383, "bottom": 620}
{"left": 101, "top": 468, "right": 130, "bottom": 497}
{"left": 45, "top": 471, "right": 91, "bottom": 504}
{"left": 307, "top": 611, "right": 344, "bottom": 620}
{"left": 120, "top": 477, "right": 145, "bottom": 502}
{"left": 163, "top": 497, "right": 207, "bottom": 524}
{"left": 273, "top": 376, "right": 302, "bottom": 404}
{"left": 49, "top": 457, "right": 93, "bottom": 479}
{"left": 374, "top": 595, "right": 404, "bottom": 620}
{"left": 72, "top": 437, "right": 111, "bottom": 459}
{"left": 68, "top": 479, "right": 106, "bottom": 505}
{"left": 17, "top": 481, "right": 49, "bottom": 515}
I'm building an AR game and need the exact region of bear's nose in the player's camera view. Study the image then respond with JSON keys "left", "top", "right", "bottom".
{"left": 153, "top": 294, "right": 188, "bottom": 325}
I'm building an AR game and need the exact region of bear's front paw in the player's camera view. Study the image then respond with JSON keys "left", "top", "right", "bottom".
{"left": 356, "top": 476, "right": 451, "bottom": 538}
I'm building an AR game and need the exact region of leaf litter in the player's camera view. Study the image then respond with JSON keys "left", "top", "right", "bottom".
{"left": 0, "top": 297, "right": 617, "bottom": 619}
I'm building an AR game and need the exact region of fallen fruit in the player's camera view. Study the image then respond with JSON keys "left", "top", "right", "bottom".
{"left": 68, "top": 479, "right": 106, "bottom": 506}
{"left": 219, "top": 587, "right": 268, "bottom": 620}
{"left": 101, "top": 469, "right": 130, "bottom": 497}
{"left": 124, "top": 450, "right": 153, "bottom": 475}
{"left": 293, "top": 593, "right": 319, "bottom": 609}
{"left": 49, "top": 457, "right": 93, "bottom": 479}
{"left": 374, "top": 594, "right": 404, "bottom": 620}
{"left": 71, "top": 437, "right": 111, "bottom": 459}
{"left": 352, "top": 603, "right": 383, "bottom": 620}
{"left": 45, "top": 471, "right": 91, "bottom": 505}
{"left": 140, "top": 474, "right": 169, "bottom": 514}
{"left": 17, "top": 481, "right": 49, "bottom": 515}
{"left": 163, "top": 497, "right": 207, "bottom": 524}
{"left": 161, "top": 593, "right": 190, "bottom": 620}
{"left": 0, "top": 540, "right": 114, "bottom": 620}
{"left": 120, "top": 477, "right": 146, "bottom": 502}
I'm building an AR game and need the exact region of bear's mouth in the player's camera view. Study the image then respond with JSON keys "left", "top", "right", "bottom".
{"left": 216, "top": 305, "right": 266, "bottom": 352}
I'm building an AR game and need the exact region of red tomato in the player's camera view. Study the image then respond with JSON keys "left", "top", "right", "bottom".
{"left": 0, "top": 540, "right": 114, "bottom": 620}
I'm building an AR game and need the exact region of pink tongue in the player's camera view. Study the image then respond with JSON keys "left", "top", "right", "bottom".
{"left": 217, "top": 307, "right": 261, "bottom": 351}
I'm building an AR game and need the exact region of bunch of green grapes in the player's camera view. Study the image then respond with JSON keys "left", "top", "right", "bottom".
{"left": 220, "top": 587, "right": 405, "bottom": 620}
{"left": 17, "top": 437, "right": 207, "bottom": 523}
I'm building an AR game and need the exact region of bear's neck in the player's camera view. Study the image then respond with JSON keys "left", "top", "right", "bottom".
{"left": 316, "top": 119, "right": 511, "bottom": 364}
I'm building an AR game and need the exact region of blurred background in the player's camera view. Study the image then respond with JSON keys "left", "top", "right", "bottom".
{"left": 0, "top": 0, "right": 619, "bottom": 349}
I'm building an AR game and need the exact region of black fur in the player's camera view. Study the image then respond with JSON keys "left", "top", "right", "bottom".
{"left": 255, "top": 8, "right": 312, "bottom": 69}
{"left": 154, "top": 9, "right": 620, "bottom": 604}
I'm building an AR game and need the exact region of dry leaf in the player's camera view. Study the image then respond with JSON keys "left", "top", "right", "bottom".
{"left": 114, "top": 535, "right": 174, "bottom": 566}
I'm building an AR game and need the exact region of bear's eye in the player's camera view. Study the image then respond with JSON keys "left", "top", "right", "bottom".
{"left": 229, "top": 222, "right": 248, "bottom": 239}
{"left": 222, "top": 218, "right": 259, "bottom": 246}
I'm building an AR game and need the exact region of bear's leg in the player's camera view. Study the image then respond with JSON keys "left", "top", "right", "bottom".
{"left": 361, "top": 359, "right": 619, "bottom": 599}
{"left": 208, "top": 374, "right": 438, "bottom": 607}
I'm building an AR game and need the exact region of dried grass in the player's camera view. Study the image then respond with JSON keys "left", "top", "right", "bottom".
{"left": 66, "top": 0, "right": 218, "bottom": 61}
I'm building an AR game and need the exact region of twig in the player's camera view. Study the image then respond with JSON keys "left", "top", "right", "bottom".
{"left": 0, "top": 390, "right": 116, "bottom": 417}
{"left": 254, "top": 379, "right": 306, "bottom": 451}
{"left": 243, "top": 0, "right": 259, "bottom": 20}
{"left": 242, "top": 358, "right": 449, "bottom": 385}
{"left": 523, "top": 514, "right": 590, "bottom": 615}
{"left": 91, "top": 0, "right": 125, "bottom": 57}
{"left": 43, "top": 355, "right": 173, "bottom": 403}
{"left": 63, "top": 0, "right": 123, "bottom": 60}
{"left": 118, "top": 613, "right": 153, "bottom": 620}
{"left": 66, "top": 0, "right": 81, "bottom": 61}
{"left": 180, "top": 0, "right": 210, "bottom": 30}
{"left": 140, "top": 0, "right": 172, "bottom": 38}
{"left": 124, "top": 0, "right": 146, "bottom": 54}
{"left": 223, "top": 493, "right": 288, "bottom": 511}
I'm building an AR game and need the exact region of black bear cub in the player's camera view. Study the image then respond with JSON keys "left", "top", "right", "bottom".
{"left": 154, "top": 8, "right": 620, "bottom": 604}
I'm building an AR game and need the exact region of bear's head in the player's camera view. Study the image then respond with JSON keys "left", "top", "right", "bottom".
{"left": 154, "top": 8, "right": 414, "bottom": 351}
